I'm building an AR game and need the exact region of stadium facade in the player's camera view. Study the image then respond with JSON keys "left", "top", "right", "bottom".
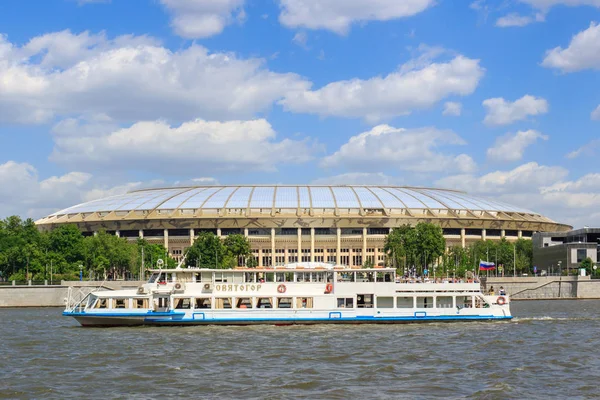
{"left": 35, "top": 185, "right": 572, "bottom": 267}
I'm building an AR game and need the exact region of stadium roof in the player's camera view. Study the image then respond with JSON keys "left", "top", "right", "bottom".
{"left": 35, "top": 185, "right": 561, "bottom": 225}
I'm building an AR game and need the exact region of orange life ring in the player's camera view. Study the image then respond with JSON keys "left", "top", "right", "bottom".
{"left": 497, "top": 296, "right": 506, "bottom": 305}
{"left": 325, "top": 283, "right": 333, "bottom": 293}
{"left": 277, "top": 284, "right": 286, "bottom": 294}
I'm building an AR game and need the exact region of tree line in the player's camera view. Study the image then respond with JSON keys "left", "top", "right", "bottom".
{"left": 0, "top": 216, "right": 253, "bottom": 282}
{"left": 383, "top": 222, "right": 536, "bottom": 277}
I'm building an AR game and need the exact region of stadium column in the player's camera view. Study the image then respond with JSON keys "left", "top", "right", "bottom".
{"left": 297, "top": 228, "right": 302, "bottom": 262}
{"left": 164, "top": 229, "right": 169, "bottom": 252}
{"left": 336, "top": 227, "right": 341, "bottom": 266}
{"left": 460, "top": 228, "right": 465, "bottom": 248}
{"left": 482, "top": 229, "right": 486, "bottom": 241}
{"left": 189, "top": 229, "right": 194, "bottom": 246}
{"left": 115, "top": 230, "right": 120, "bottom": 238}
{"left": 501, "top": 229, "right": 505, "bottom": 239}
{"left": 271, "top": 228, "right": 276, "bottom": 265}
{"left": 362, "top": 227, "right": 367, "bottom": 265}
{"left": 518, "top": 230, "right": 522, "bottom": 239}
{"left": 138, "top": 229, "right": 143, "bottom": 239}
{"left": 258, "top": 248, "right": 263, "bottom": 267}
{"left": 310, "top": 228, "right": 315, "bottom": 262}
{"left": 217, "top": 228, "right": 221, "bottom": 237}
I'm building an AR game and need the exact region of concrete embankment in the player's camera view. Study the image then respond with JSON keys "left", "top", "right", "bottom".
{"left": 0, "top": 281, "right": 144, "bottom": 307}
{"left": 485, "top": 276, "right": 600, "bottom": 300}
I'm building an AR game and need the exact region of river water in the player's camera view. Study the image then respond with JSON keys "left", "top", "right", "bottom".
{"left": 1, "top": 300, "right": 599, "bottom": 399}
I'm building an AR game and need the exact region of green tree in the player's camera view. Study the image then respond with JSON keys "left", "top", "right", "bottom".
{"left": 223, "top": 234, "right": 251, "bottom": 267}
{"left": 580, "top": 257, "right": 593, "bottom": 275}
{"left": 414, "top": 222, "right": 446, "bottom": 274}
{"left": 187, "top": 232, "right": 226, "bottom": 269}
{"left": 384, "top": 225, "right": 417, "bottom": 270}
{"left": 245, "top": 255, "right": 258, "bottom": 268}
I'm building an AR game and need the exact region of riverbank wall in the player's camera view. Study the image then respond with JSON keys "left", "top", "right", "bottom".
{"left": 484, "top": 276, "right": 600, "bottom": 300}
{"left": 0, "top": 278, "right": 599, "bottom": 307}
{"left": 0, "top": 281, "right": 144, "bottom": 307}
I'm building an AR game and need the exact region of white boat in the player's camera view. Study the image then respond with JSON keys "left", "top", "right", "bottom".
{"left": 63, "top": 263, "right": 512, "bottom": 326}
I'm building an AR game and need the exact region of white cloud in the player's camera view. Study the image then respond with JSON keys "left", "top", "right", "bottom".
{"left": 50, "top": 118, "right": 321, "bottom": 174}
{"left": 278, "top": 0, "right": 435, "bottom": 34}
{"left": 542, "top": 22, "right": 600, "bottom": 72}
{"left": 0, "top": 30, "right": 310, "bottom": 124}
{"left": 321, "top": 125, "right": 476, "bottom": 174}
{"left": 566, "top": 139, "right": 600, "bottom": 158}
{"left": 436, "top": 162, "right": 568, "bottom": 195}
{"left": 311, "top": 172, "right": 400, "bottom": 186}
{"left": 435, "top": 162, "right": 600, "bottom": 227}
{"left": 487, "top": 130, "right": 549, "bottom": 162}
{"left": 160, "top": 0, "right": 245, "bottom": 39}
{"left": 443, "top": 102, "right": 462, "bottom": 116}
{"left": 292, "top": 31, "right": 308, "bottom": 49}
{"left": 0, "top": 161, "right": 93, "bottom": 218}
{"left": 483, "top": 95, "right": 548, "bottom": 126}
{"left": 496, "top": 13, "right": 535, "bottom": 27}
{"left": 591, "top": 104, "right": 600, "bottom": 120}
{"left": 281, "top": 52, "right": 484, "bottom": 122}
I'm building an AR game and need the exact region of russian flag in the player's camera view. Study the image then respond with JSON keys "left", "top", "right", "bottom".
{"left": 479, "top": 260, "right": 496, "bottom": 271}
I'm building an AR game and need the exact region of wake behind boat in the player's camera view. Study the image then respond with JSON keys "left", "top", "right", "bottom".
{"left": 64, "top": 263, "right": 511, "bottom": 326}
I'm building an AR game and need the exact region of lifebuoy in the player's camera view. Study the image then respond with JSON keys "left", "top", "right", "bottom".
{"left": 277, "top": 284, "right": 286, "bottom": 294}
{"left": 325, "top": 283, "right": 333, "bottom": 293}
{"left": 204, "top": 283, "right": 210, "bottom": 290}
{"left": 497, "top": 296, "right": 506, "bottom": 305}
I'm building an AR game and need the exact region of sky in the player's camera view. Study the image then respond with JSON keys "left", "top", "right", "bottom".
{"left": 0, "top": 0, "right": 598, "bottom": 228}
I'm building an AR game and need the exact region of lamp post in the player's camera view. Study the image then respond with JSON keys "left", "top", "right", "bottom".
{"left": 558, "top": 260, "right": 562, "bottom": 276}
{"left": 79, "top": 264, "right": 83, "bottom": 281}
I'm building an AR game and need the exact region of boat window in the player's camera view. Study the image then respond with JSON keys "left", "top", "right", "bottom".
{"left": 475, "top": 297, "right": 490, "bottom": 308}
{"left": 314, "top": 272, "right": 324, "bottom": 282}
{"left": 436, "top": 296, "right": 453, "bottom": 308}
{"left": 134, "top": 298, "right": 148, "bottom": 309}
{"left": 277, "top": 297, "right": 292, "bottom": 308}
{"left": 236, "top": 297, "right": 253, "bottom": 309}
{"left": 376, "top": 272, "right": 393, "bottom": 282}
{"left": 87, "top": 295, "right": 97, "bottom": 308}
{"left": 296, "top": 272, "right": 308, "bottom": 282}
{"left": 325, "top": 272, "right": 334, "bottom": 282}
{"left": 95, "top": 298, "right": 108, "bottom": 309}
{"left": 337, "top": 298, "right": 354, "bottom": 308}
{"left": 376, "top": 296, "right": 394, "bottom": 308}
{"left": 396, "top": 297, "right": 414, "bottom": 308}
{"left": 337, "top": 272, "right": 354, "bottom": 282}
{"left": 213, "top": 298, "right": 231, "bottom": 309}
{"left": 149, "top": 273, "right": 159, "bottom": 283}
{"left": 265, "top": 272, "right": 275, "bottom": 282}
{"left": 194, "top": 273, "right": 202, "bottom": 283}
{"left": 175, "top": 298, "right": 191, "bottom": 309}
{"left": 296, "top": 297, "right": 313, "bottom": 308}
{"left": 276, "top": 273, "right": 285, "bottom": 282}
{"left": 195, "top": 298, "right": 212, "bottom": 309}
{"left": 356, "top": 272, "right": 373, "bottom": 282}
{"left": 114, "top": 299, "right": 127, "bottom": 309}
{"left": 357, "top": 294, "right": 373, "bottom": 308}
{"left": 244, "top": 272, "right": 256, "bottom": 283}
{"left": 417, "top": 296, "right": 434, "bottom": 308}
{"left": 156, "top": 297, "right": 170, "bottom": 309}
{"left": 457, "top": 296, "right": 473, "bottom": 308}
{"left": 256, "top": 297, "right": 273, "bottom": 308}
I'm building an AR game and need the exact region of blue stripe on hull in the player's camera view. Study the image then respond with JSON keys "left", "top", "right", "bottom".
{"left": 66, "top": 312, "right": 512, "bottom": 326}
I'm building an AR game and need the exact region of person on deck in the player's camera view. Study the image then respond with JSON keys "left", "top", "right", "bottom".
{"left": 499, "top": 286, "right": 506, "bottom": 295}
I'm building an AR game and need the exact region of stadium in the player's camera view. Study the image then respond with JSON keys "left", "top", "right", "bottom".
{"left": 35, "top": 185, "right": 572, "bottom": 267}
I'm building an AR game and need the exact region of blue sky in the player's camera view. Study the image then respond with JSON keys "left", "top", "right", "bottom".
{"left": 0, "top": 0, "right": 598, "bottom": 227}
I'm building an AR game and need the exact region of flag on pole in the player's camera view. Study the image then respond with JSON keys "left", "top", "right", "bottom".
{"left": 479, "top": 260, "right": 496, "bottom": 271}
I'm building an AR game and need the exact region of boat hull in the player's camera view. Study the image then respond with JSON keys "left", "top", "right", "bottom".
{"left": 67, "top": 312, "right": 512, "bottom": 327}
